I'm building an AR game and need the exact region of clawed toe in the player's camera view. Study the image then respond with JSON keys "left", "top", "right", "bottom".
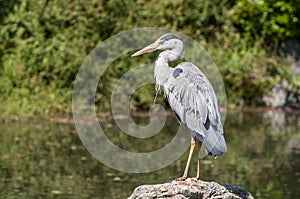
{"left": 175, "top": 176, "right": 187, "bottom": 181}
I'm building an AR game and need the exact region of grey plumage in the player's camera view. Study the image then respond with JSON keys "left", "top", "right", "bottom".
{"left": 166, "top": 62, "right": 226, "bottom": 156}
{"left": 132, "top": 34, "right": 227, "bottom": 157}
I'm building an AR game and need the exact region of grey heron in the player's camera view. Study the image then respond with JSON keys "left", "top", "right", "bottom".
{"left": 132, "top": 34, "right": 227, "bottom": 180}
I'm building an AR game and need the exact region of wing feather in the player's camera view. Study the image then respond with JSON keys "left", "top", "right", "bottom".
{"left": 164, "top": 62, "right": 226, "bottom": 156}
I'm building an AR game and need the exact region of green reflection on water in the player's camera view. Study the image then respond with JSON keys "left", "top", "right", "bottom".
{"left": 0, "top": 111, "right": 299, "bottom": 198}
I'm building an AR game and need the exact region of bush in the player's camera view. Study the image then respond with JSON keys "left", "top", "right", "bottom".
{"left": 0, "top": 0, "right": 296, "bottom": 116}
{"left": 231, "top": 0, "right": 300, "bottom": 42}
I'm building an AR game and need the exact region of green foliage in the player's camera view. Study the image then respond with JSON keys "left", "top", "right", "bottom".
{"left": 207, "top": 25, "right": 289, "bottom": 106}
{"left": 0, "top": 0, "right": 119, "bottom": 115}
{"left": 0, "top": 0, "right": 297, "bottom": 116}
{"left": 231, "top": 0, "right": 300, "bottom": 41}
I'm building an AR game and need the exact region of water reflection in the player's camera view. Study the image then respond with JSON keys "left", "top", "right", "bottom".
{"left": 0, "top": 111, "right": 299, "bottom": 198}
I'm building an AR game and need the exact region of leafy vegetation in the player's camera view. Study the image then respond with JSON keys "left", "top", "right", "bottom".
{"left": 231, "top": 0, "right": 300, "bottom": 42}
{"left": 0, "top": 0, "right": 299, "bottom": 116}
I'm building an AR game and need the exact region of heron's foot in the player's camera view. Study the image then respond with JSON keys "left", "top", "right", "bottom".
{"left": 174, "top": 177, "right": 203, "bottom": 186}
{"left": 189, "top": 177, "right": 204, "bottom": 185}
{"left": 175, "top": 175, "right": 187, "bottom": 181}
{"left": 194, "top": 177, "right": 202, "bottom": 182}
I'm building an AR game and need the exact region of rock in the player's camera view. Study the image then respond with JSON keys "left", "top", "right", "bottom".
{"left": 128, "top": 178, "right": 254, "bottom": 199}
{"left": 287, "top": 139, "right": 300, "bottom": 155}
{"left": 280, "top": 38, "right": 300, "bottom": 77}
{"left": 263, "top": 80, "right": 288, "bottom": 107}
{"left": 278, "top": 38, "right": 300, "bottom": 109}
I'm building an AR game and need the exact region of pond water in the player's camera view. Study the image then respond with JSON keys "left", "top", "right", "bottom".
{"left": 0, "top": 111, "right": 299, "bottom": 198}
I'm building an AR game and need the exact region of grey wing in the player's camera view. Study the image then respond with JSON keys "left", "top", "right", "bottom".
{"left": 165, "top": 62, "right": 227, "bottom": 156}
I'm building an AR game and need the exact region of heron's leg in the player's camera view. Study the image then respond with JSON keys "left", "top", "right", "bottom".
{"left": 177, "top": 136, "right": 196, "bottom": 181}
{"left": 196, "top": 142, "right": 202, "bottom": 179}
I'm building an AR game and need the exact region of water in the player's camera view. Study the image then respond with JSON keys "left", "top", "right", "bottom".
{"left": 0, "top": 111, "right": 299, "bottom": 198}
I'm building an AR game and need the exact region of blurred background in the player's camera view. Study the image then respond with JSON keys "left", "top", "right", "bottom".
{"left": 1, "top": 0, "right": 300, "bottom": 116}
{"left": 0, "top": 0, "right": 300, "bottom": 198}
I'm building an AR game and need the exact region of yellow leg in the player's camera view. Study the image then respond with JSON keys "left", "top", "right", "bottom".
{"left": 196, "top": 142, "right": 202, "bottom": 179}
{"left": 177, "top": 136, "right": 195, "bottom": 181}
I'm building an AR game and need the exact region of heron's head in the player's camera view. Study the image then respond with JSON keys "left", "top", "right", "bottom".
{"left": 132, "top": 34, "right": 183, "bottom": 57}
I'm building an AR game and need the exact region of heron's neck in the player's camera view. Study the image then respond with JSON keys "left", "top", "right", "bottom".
{"left": 154, "top": 49, "right": 182, "bottom": 90}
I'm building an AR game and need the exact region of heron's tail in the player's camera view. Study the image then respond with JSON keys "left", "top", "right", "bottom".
{"left": 202, "top": 125, "right": 227, "bottom": 157}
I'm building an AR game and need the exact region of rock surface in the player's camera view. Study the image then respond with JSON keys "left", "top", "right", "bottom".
{"left": 263, "top": 80, "right": 288, "bottom": 107}
{"left": 280, "top": 38, "right": 300, "bottom": 77}
{"left": 278, "top": 38, "right": 300, "bottom": 109}
{"left": 128, "top": 178, "right": 254, "bottom": 199}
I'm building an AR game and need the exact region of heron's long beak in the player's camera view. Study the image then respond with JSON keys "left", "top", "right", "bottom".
{"left": 131, "top": 42, "right": 159, "bottom": 57}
